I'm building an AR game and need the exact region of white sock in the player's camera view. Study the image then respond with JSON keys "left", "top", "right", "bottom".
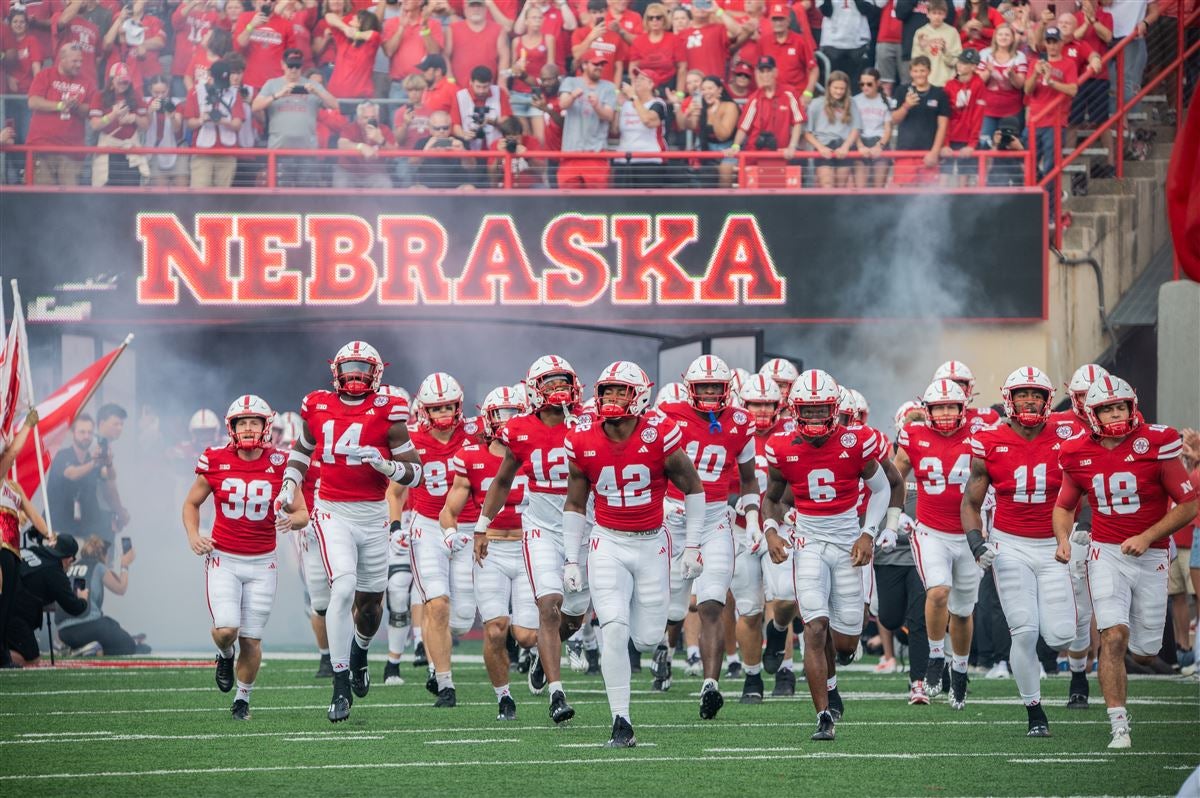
{"left": 725, "top": 654, "right": 740, "bottom": 666}
{"left": 1068, "top": 656, "right": 1087, "bottom": 673}
{"left": 387, "top": 654, "right": 402, "bottom": 665}
{"left": 218, "top": 645, "right": 234, "bottom": 658}
{"left": 317, "top": 647, "right": 329, "bottom": 656}
{"left": 686, "top": 645, "right": 700, "bottom": 659}
{"left": 435, "top": 671, "right": 454, "bottom": 690}
{"left": 703, "top": 677, "right": 719, "bottom": 691}
{"left": 781, "top": 657, "right": 794, "bottom": 672}
{"left": 1010, "top": 629, "right": 1042, "bottom": 706}
{"left": 494, "top": 683, "right": 511, "bottom": 700}
{"left": 746, "top": 663, "right": 762, "bottom": 675}
{"left": 666, "top": 645, "right": 676, "bottom": 659}
{"left": 1107, "top": 706, "right": 1129, "bottom": 731}
{"left": 354, "top": 631, "right": 372, "bottom": 650}
{"left": 601, "top": 621, "right": 632, "bottom": 721}
{"left": 951, "top": 654, "right": 969, "bottom": 674}
{"left": 547, "top": 680, "right": 563, "bottom": 697}
{"left": 235, "top": 680, "right": 253, "bottom": 703}
{"left": 826, "top": 675, "right": 837, "bottom": 691}
{"left": 928, "top": 638, "right": 945, "bottom": 659}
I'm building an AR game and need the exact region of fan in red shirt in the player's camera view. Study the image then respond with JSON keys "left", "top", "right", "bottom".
{"left": 335, "top": 101, "right": 397, "bottom": 188}
{"left": 1054, "top": 376, "right": 1198, "bottom": 750}
{"left": 382, "top": 0, "right": 445, "bottom": 89}
{"left": 532, "top": 64, "right": 565, "bottom": 148}
{"left": 1073, "top": 0, "right": 1115, "bottom": 54}
{"left": 172, "top": 0, "right": 222, "bottom": 94}
{"left": 416, "top": 54, "right": 459, "bottom": 115}
{"left": 628, "top": 3, "right": 685, "bottom": 94}
{"left": 940, "top": 49, "right": 986, "bottom": 184}
{"left": 26, "top": 43, "right": 96, "bottom": 185}
{"left": 732, "top": 56, "right": 804, "bottom": 159}
{"left": 572, "top": 0, "right": 627, "bottom": 84}
{"left": 88, "top": 61, "right": 148, "bottom": 187}
{"left": 52, "top": 5, "right": 102, "bottom": 84}
{"left": 234, "top": 2, "right": 294, "bottom": 89}
{"left": 450, "top": 0, "right": 508, "bottom": 88}
{"left": 1024, "top": 27, "right": 1078, "bottom": 178}
{"left": 516, "top": 0, "right": 573, "bottom": 71}
{"left": 758, "top": 4, "right": 818, "bottom": 101}
{"left": 957, "top": 0, "right": 1005, "bottom": 47}
{"left": 680, "top": 0, "right": 741, "bottom": 79}
{"left": 2, "top": 10, "right": 43, "bottom": 98}
{"left": 100, "top": 2, "right": 167, "bottom": 86}
{"left": 324, "top": 9, "right": 383, "bottom": 99}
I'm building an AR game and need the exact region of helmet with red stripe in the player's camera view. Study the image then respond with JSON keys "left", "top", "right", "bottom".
{"left": 480, "top": 385, "right": 528, "bottom": 439}
{"left": 416, "top": 372, "right": 464, "bottom": 430}
{"left": 330, "top": 341, "right": 385, "bottom": 396}
{"left": 683, "top": 354, "right": 733, "bottom": 413}
{"left": 525, "top": 355, "right": 582, "bottom": 411}
{"left": 189, "top": 408, "right": 221, "bottom": 444}
{"left": 932, "top": 360, "right": 976, "bottom": 402}
{"left": 1084, "top": 375, "right": 1140, "bottom": 438}
{"left": 729, "top": 368, "right": 752, "bottom": 408}
{"left": 894, "top": 400, "right": 927, "bottom": 434}
{"left": 1066, "top": 363, "right": 1109, "bottom": 418}
{"left": 789, "top": 369, "right": 840, "bottom": 438}
{"left": 739, "top": 374, "right": 782, "bottom": 431}
{"left": 654, "top": 382, "right": 688, "bottom": 407}
{"left": 595, "top": 361, "right": 653, "bottom": 419}
{"left": 271, "top": 411, "right": 303, "bottom": 447}
{"left": 837, "top": 385, "right": 858, "bottom": 427}
{"left": 759, "top": 357, "right": 800, "bottom": 398}
{"left": 850, "top": 389, "right": 869, "bottom": 424}
{"left": 379, "top": 384, "right": 411, "bottom": 403}
{"left": 921, "top": 379, "right": 968, "bottom": 433}
{"left": 225, "top": 394, "right": 274, "bottom": 450}
{"left": 1001, "top": 366, "right": 1055, "bottom": 428}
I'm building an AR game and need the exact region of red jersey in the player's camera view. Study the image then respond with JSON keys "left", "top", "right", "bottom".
{"left": 449, "top": 19, "right": 502, "bottom": 89}
{"left": 944, "top": 73, "right": 986, "bottom": 145}
{"left": 197, "top": 445, "right": 287, "bottom": 556}
{"left": 512, "top": 33, "right": 552, "bottom": 94}
{"left": 172, "top": 5, "right": 221, "bottom": 77}
{"left": 628, "top": 32, "right": 685, "bottom": 89}
{"left": 658, "top": 402, "right": 755, "bottom": 503}
{"left": 970, "top": 422, "right": 1065, "bottom": 537}
{"left": 451, "top": 443, "right": 523, "bottom": 529}
{"left": 765, "top": 424, "right": 879, "bottom": 518}
{"left": 606, "top": 8, "right": 643, "bottom": 36}
{"left": 571, "top": 28, "right": 626, "bottom": 83}
{"left": 758, "top": 31, "right": 817, "bottom": 94}
{"left": 878, "top": 0, "right": 903, "bottom": 44}
{"left": 564, "top": 411, "right": 683, "bottom": 532}
{"left": 737, "top": 86, "right": 804, "bottom": 147}
{"left": 855, "top": 424, "right": 891, "bottom": 515}
{"left": 383, "top": 15, "right": 445, "bottom": 80}
{"left": 499, "top": 411, "right": 573, "bottom": 495}
{"left": 1074, "top": 9, "right": 1115, "bottom": 54}
{"left": 966, "top": 406, "right": 1001, "bottom": 434}
{"left": 327, "top": 23, "right": 381, "bottom": 99}
{"left": 898, "top": 422, "right": 972, "bottom": 532}
{"left": 409, "top": 424, "right": 478, "bottom": 521}
{"left": 1026, "top": 55, "right": 1078, "bottom": 128}
{"left": 234, "top": 11, "right": 294, "bottom": 89}
{"left": 4, "top": 32, "right": 43, "bottom": 94}
{"left": 89, "top": 90, "right": 146, "bottom": 141}
{"left": 26, "top": 66, "right": 95, "bottom": 148}
{"left": 681, "top": 23, "right": 731, "bottom": 77}
{"left": 53, "top": 12, "right": 101, "bottom": 82}
{"left": 423, "top": 77, "right": 459, "bottom": 115}
{"left": 1057, "top": 425, "right": 1195, "bottom": 549}
{"left": 1047, "top": 409, "right": 1088, "bottom": 437}
{"left": 1061, "top": 38, "right": 1096, "bottom": 78}
{"left": 300, "top": 389, "right": 410, "bottom": 504}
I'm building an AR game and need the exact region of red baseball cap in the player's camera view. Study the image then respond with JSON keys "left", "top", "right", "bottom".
{"left": 769, "top": 3, "right": 790, "bottom": 18}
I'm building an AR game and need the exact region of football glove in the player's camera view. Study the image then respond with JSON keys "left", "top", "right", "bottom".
{"left": 682, "top": 546, "right": 704, "bottom": 579}
{"left": 563, "top": 561, "right": 584, "bottom": 592}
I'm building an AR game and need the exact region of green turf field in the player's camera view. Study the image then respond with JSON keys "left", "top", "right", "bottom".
{"left": 2, "top": 654, "right": 1197, "bottom": 797}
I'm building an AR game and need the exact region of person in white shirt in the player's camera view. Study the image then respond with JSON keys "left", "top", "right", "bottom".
{"left": 1106, "top": 0, "right": 1159, "bottom": 116}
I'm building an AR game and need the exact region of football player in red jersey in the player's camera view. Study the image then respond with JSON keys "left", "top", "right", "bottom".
{"left": 932, "top": 360, "right": 1002, "bottom": 432}
{"left": 406, "top": 372, "right": 481, "bottom": 709}
{"left": 893, "top": 379, "right": 979, "bottom": 707}
{"left": 275, "top": 341, "right": 422, "bottom": 723}
{"left": 441, "top": 386, "right": 536, "bottom": 721}
{"left": 732, "top": 374, "right": 801, "bottom": 702}
{"left": 1054, "top": 376, "right": 1198, "bottom": 750}
{"left": 479, "top": 355, "right": 590, "bottom": 725}
{"left": 961, "top": 367, "right": 1075, "bottom": 738}
{"left": 759, "top": 357, "right": 800, "bottom": 417}
{"left": 763, "top": 370, "right": 904, "bottom": 742}
{"left": 654, "top": 355, "right": 759, "bottom": 718}
{"left": 563, "top": 361, "right": 705, "bottom": 748}
{"left": 183, "top": 396, "right": 307, "bottom": 721}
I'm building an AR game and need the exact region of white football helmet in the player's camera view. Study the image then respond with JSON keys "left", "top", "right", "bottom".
{"left": 654, "top": 382, "right": 688, "bottom": 407}
{"left": 1001, "top": 366, "right": 1055, "bottom": 427}
{"left": 760, "top": 358, "right": 800, "bottom": 396}
{"left": 225, "top": 394, "right": 274, "bottom": 450}
{"left": 416, "top": 372, "right": 464, "bottom": 430}
{"left": 850, "top": 389, "right": 869, "bottom": 424}
{"left": 729, "top": 368, "right": 752, "bottom": 408}
{"left": 739, "top": 374, "right": 782, "bottom": 432}
{"left": 933, "top": 360, "right": 976, "bottom": 401}
{"left": 683, "top": 354, "right": 733, "bottom": 413}
{"left": 921, "top": 379, "right": 968, "bottom": 433}
{"left": 480, "top": 385, "right": 528, "bottom": 439}
{"left": 789, "top": 369, "right": 841, "bottom": 437}
{"left": 525, "top": 355, "right": 582, "bottom": 411}
{"left": 837, "top": 386, "right": 858, "bottom": 426}
{"left": 189, "top": 408, "right": 222, "bottom": 445}
{"left": 271, "top": 411, "right": 303, "bottom": 447}
{"left": 894, "top": 400, "right": 927, "bottom": 434}
{"left": 595, "top": 361, "right": 653, "bottom": 419}
{"left": 379, "top": 384, "right": 411, "bottom": 403}
{"left": 1066, "top": 363, "right": 1109, "bottom": 417}
{"left": 1084, "top": 375, "right": 1140, "bottom": 438}
{"left": 330, "top": 340, "right": 384, "bottom": 395}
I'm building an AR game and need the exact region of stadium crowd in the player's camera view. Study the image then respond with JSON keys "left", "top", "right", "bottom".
{"left": 0, "top": 0, "right": 1190, "bottom": 188}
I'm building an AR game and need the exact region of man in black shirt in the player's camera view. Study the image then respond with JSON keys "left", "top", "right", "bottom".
{"left": 46, "top": 414, "right": 104, "bottom": 540}
{"left": 6, "top": 535, "right": 88, "bottom": 666}
{"left": 411, "top": 110, "right": 474, "bottom": 189}
{"left": 889, "top": 55, "right": 949, "bottom": 186}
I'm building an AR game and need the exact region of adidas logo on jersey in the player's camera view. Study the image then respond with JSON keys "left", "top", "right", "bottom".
{"left": 268, "top": 562, "right": 277, "bottom": 569}
{"left": 638, "top": 446, "right": 649, "bottom": 453}
{"left": 366, "top": 409, "right": 375, "bottom": 415}
{"left": 1156, "top": 562, "right": 1166, "bottom": 571}
{"left": 265, "top": 467, "right": 275, "bottom": 473}
{"left": 1125, "top": 454, "right": 1136, "bottom": 462}
{"left": 839, "top": 451, "right": 850, "bottom": 459}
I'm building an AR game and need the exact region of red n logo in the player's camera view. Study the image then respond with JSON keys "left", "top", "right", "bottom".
{"left": 590, "top": 538, "right": 600, "bottom": 551}
{"left": 1089, "top": 546, "right": 1099, "bottom": 561}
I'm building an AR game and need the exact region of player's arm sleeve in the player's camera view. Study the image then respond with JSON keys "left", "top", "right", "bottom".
{"left": 862, "top": 459, "right": 890, "bottom": 533}
{"left": 1054, "top": 467, "right": 1084, "bottom": 510}
{"left": 960, "top": 455, "right": 991, "bottom": 533}
{"left": 563, "top": 460, "right": 589, "bottom": 562}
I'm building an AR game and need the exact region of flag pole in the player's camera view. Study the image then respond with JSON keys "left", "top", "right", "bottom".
{"left": 9, "top": 280, "right": 54, "bottom": 535}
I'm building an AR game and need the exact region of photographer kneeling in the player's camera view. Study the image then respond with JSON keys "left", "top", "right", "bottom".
{"left": 7, "top": 536, "right": 88, "bottom": 667}
{"left": 985, "top": 114, "right": 1025, "bottom": 186}
{"left": 488, "top": 116, "right": 544, "bottom": 188}
{"left": 57, "top": 535, "right": 144, "bottom": 657}
{"left": 182, "top": 58, "right": 247, "bottom": 188}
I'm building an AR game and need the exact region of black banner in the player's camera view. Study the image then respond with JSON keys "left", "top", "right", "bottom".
{"left": 2, "top": 190, "right": 1046, "bottom": 327}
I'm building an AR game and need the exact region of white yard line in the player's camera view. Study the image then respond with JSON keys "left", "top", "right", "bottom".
{"left": 1007, "top": 758, "right": 1113, "bottom": 764}
{"left": 424, "top": 739, "right": 520, "bottom": 745}
{"left": 283, "top": 735, "right": 385, "bottom": 742}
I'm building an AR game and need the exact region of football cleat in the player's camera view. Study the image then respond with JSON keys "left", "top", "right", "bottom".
{"left": 771, "top": 668, "right": 796, "bottom": 697}
{"left": 412, "top": 641, "right": 428, "bottom": 668}
{"left": 497, "top": 695, "right": 517, "bottom": 721}
{"left": 215, "top": 654, "right": 235, "bottom": 693}
{"left": 811, "top": 711, "right": 836, "bottom": 741}
{"left": 949, "top": 670, "right": 968, "bottom": 710}
{"left": 315, "top": 653, "right": 333, "bottom": 679}
{"left": 349, "top": 639, "right": 370, "bottom": 698}
{"left": 434, "top": 687, "right": 457, "bottom": 708}
{"left": 874, "top": 656, "right": 898, "bottom": 674}
{"left": 1067, "top": 671, "right": 1089, "bottom": 709}
{"left": 650, "top": 644, "right": 672, "bottom": 691}
{"left": 549, "top": 690, "right": 575, "bottom": 724}
{"left": 1026, "top": 703, "right": 1051, "bottom": 737}
{"left": 606, "top": 716, "right": 637, "bottom": 748}
{"left": 763, "top": 622, "right": 788, "bottom": 674}
{"left": 699, "top": 682, "right": 725, "bottom": 720}
{"left": 585, "top": 648, "right": 601, "bottom": 675}
{"left": 328, "top": 671, "right": 352, "bottom": 723}
{"left": 684, "top": 653, "right": 703, "bottom": 677}
{"left": 941, "top": 662, "right": 951, "bottom": 695}
{"left": 567, "top": 639, "right": 587, "bottom": 673}
{"left": 383, "top": 661, "right": 404, "bottom": 686}
{"left": 230, "top": 699, "right": 251, "bottom": 721}
{"left": 827, "top": 687, "right": 844, "bottom": 722}
{"left": 925, "top": 657, "right": 945, "bottom": 698}
{"left": 1108, "top": 726, "right": 1132, "bottom": 749}
{"left": 725, "top": 660, "right": 744, "bottom": 679}
{"left": 528, "top": 651, "right": 547, "bottom": 695}
{"left": 740, "top": 671, "right": 764, "bottom": 704}
{"left": 425, "top": 670, "right": 438, "bottom": 696}
{"left": 908, "top": 680, "right": 930, "bottom": 706}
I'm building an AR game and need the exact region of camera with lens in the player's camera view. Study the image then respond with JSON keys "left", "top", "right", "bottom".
{"left": 260, "top": 1, "right": 274, "bottom": 14}
{"left": 753, "top": 131, "right": 778, "bottom": 151}
{"left": 365, "top": 118, "right": 379, "bottom": 127}
{"left": 504, "top": 137, "right": 519, "bottom": 154}
{"left": 998, "top": 127, "right": 1020, "bottom": 148}
{"left": 471, "top": 104, "right": 488, "bottom": 127}
{"left": 158, "top": 97, "right": 176, "bottom": 113}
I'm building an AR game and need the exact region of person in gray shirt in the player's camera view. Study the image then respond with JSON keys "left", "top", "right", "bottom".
{"left": 558, "top": 54, "right": 616, "bottom": 188}
{"left": 252, "top": 48, "right": 340, "bottom": 187}
{"left": 57, "top": 535, "right": 143, "bottom": 656}
{"left": 803, "top": 70, "right": 862, "bottom": 187}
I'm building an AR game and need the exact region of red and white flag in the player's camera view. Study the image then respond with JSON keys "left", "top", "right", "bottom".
{"left": 10, "top": 342, "right": 130, "bottom": 499}
{"left": 0, "top": 300, "right": 28, "bottom": 438}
